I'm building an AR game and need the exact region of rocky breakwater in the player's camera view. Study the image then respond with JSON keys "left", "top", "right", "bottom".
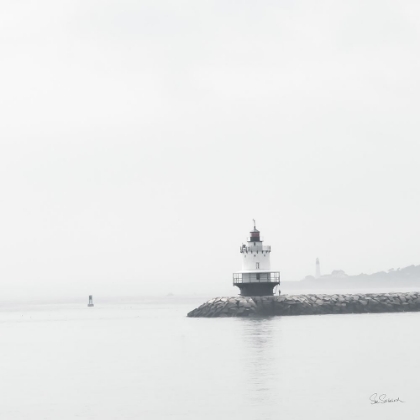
{"left": 187, "top": 292, "right": 420, "bottom": 317}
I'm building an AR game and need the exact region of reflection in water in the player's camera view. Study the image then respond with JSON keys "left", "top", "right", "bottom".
{"left": 239, "top": 317, "right": 283, "bottom": 410}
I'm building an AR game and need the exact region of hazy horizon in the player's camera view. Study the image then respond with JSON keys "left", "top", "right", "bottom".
{"left": 1, "top": 0, "right": 420, "bottom": 301}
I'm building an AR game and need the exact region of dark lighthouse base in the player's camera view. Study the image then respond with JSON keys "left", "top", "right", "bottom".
{"left": 235, "top": 282, "right": 279, "bottom": 297}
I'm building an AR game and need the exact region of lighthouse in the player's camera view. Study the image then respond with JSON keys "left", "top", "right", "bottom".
{"left": 315, "top": 258, "right": 321, "bottom": 278}
{"left": 233, "top": 221, "right": 280, "bottom": 296}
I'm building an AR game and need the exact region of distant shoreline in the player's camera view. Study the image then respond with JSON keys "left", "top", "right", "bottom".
{"left": 282, "top": 264, "right": 420, "bottom": 290}
{"left": 281, "top": 279, "right": 420, "bottom": 290}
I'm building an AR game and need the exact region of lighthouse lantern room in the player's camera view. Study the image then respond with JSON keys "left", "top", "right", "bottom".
{"left": 233, "top": 221, "right": 280, "bottom": 296}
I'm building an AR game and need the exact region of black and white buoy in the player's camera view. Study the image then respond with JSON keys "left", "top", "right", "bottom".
{"left": 88, "top": 295, "right": 94, "bottom": 307}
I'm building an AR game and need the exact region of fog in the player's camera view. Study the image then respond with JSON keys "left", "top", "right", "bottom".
{"left": 1, "top": 0, "right": 420, "bottom": 300}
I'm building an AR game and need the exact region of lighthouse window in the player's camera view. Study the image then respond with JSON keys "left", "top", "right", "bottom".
{"left": 256, "top": 262, "right": 259, "bottom": 269}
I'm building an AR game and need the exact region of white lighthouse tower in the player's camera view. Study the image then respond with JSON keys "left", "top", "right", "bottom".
{"left": 315, "top": 258, "right": 321, "bottom": 279}
{"left": 233, "top": 220, "right": 280, "bottom": 296}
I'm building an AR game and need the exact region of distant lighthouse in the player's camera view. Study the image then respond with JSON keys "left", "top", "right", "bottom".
{"left": 233, "top": 221, "right": 280, "bottom": 296}
{"left": 315, "top": 258, "right": 321, "bottom": 279}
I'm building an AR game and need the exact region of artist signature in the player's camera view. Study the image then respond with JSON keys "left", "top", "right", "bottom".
{"left": 370, "top": 393, "right": 404, "bottom": 404}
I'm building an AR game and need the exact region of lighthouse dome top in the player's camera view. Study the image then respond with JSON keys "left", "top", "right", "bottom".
{"left": 248, "top": 219, "right": 261, "bottom": 242}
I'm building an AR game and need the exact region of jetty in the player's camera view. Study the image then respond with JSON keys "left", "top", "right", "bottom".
{"left": 187, "top": 292, "right": 420, "bottom": 317}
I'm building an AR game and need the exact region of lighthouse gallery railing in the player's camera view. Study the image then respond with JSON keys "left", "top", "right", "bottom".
{"left": 240, "top": 245, "right": 271, "bottom": 253}
{"left": 233, "top": 272, "right": 280, "bottom": 284}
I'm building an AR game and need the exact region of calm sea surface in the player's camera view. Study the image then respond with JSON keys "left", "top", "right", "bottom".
{"left": 1, "top": 295, "right": 419, "bottom": 420}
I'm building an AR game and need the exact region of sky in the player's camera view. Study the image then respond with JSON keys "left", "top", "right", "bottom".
{"left": 1, "top": 0, "right": 420, "bottom": 300}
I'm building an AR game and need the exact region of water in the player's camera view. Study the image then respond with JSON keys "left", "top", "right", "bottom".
{"left": 1, "top": 296, "right": 419, "bottom": 419}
